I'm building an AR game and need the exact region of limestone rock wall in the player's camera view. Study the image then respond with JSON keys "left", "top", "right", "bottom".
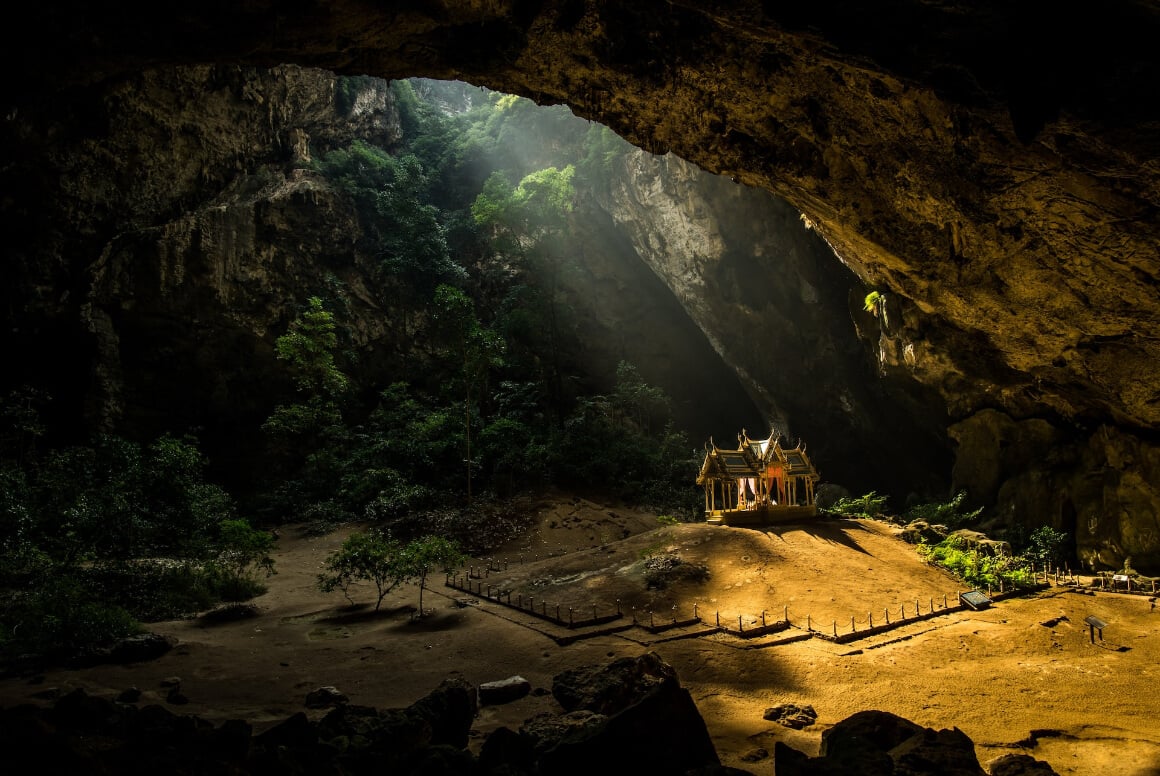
{"left": 596, "top": 149, "right": 950, "bottom": 495}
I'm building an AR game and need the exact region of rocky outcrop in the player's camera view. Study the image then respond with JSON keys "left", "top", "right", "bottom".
{"left": 598, "top": 148, "right": 951, "bottom": 494}
{"left": 775, "top": 709, "right": 1060, "bottom": 776}
{"left": 3, "top": 677, "right": 1062, "bottom": 775}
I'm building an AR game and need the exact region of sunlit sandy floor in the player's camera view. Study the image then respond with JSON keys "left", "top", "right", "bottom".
{"left": 3, "top": 499, "right": 1158, "bottom": 776}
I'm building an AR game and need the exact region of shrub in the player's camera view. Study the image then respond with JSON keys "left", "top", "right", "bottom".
{"left": 904, "top": 491, "right": 983, "bottom": 528}
{"left": 1, "top": 575, "right": 140, "bottom": 661}
{"left": 827, "top": 491, "right": 889, "bottom": 518}
{"left": 916, "top": 536, "right": 1036, "bottom": 590}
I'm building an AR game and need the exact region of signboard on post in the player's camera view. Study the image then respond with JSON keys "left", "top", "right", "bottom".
{"left": 1083, "top": 614, "right": 1108, "bottom": 643}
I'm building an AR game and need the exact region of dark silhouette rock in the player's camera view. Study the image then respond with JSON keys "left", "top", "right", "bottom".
{"left": 538, "top": 656, "right": 719, "bottom": 776}
{"left": 479, "top": 726, "right": 535, "bottom": 774}
{"left": 988, "top": 753, "right": 1061, "bottom": 776}
{"left": 116, "top": 687, "right": 142, "bottom": 704}
{"left": 780, "top": 709, "right": 991, "bottom": 775}
{"left": 408, "top": 675, "right": 478, "bottom": 749}
{"left": 304, "top": 685, "right": 349, "bottom": 709}
{"left": 551, "top": 650, "right": 677, "bottom": 715}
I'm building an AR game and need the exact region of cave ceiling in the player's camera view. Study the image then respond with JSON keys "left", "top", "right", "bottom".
{"left": 4, "top": 0, "right": 1160, "bottom": 433}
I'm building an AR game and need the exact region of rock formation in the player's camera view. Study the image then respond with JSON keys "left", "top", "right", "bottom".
{"left": 0, "top": 657, "right": 1061, "bottom": 775}
{"left": 3, "top": 1, "right": 1160, "bottom": 568}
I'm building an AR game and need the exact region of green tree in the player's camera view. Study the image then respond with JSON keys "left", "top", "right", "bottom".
{"left": 1028, "top": 525, "right": 1069, "bottom": 568}
{"left": 400, "top": 535, "right": 466, "bottom": 618}
{"left": 431, "top": 284, "right": 505, "bottom": 503}
{"left": 317, "top": 531, "right": 407, "bottom": 611}
{"left": 262, "top": 297, "right": 352, "bottom": 518}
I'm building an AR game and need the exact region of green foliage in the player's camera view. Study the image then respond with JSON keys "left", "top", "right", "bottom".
{"left": 656, "top": 514, "right": 680, "bottom": 526}
{"left": 0, "top": 426, "right": 267, "bottom": 660}
{"left": 272, "top": 296, "right": 349, "bottom": 397}
{"left": 827, "top": 491, "right": 889, "bottom": 518}
{"left": 400, "top": 535, "right": 467, "bottom": 616}
{"left": 917, "top": 535, "right": 1036, "bottom": 590}
{"left": 864, "top": 291, "right": 883, "bottom": 316}
{"left": 317, "top": 532, "right": 465, "bottom": 614}
{"left": 1027, "top": 525, "right": 1069, "bottom": 567}
{"left": 214, "top": 519, "right": 277, "bottom": 593}
{"left": 904, "top": 491, "right": 983, "bottom": 528}
{"left": 317, "top": 530, "right": 406, "bottom": 610}
{"left": 1, "top": 576, "right": 141, "bottom": 660}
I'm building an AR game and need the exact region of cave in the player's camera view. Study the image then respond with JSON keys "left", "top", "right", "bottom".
{"left": 5, "top": 1, "right": 1159, "bottom": 570}
{"left": 2, "top": 2, "right": 1160, "bottom": 773}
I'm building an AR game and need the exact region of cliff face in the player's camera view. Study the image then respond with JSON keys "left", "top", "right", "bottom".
{"left": 596, "top": 149, "right": 950, "bottom": 495}
{"left": 4, "top": 1, "right": 1160, "bottom": 569}
{"left": 2, "top": 65, "right": 406, "bottom": 475}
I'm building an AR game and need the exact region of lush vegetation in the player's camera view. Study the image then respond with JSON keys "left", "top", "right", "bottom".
{"left": 916, "top": 535, "right": 1037, "bottom": 591}
{"left": 825, "top": 491, "right": 889, "bottom": 518}
{"left": 904, "top": 491, "right": 983, "bottom": 528}
{"left": 0, "top": 79, "right": 709, "bottom": 659}
{"left": 255, "top": 78, "right": 701, "bottom": 535}
{"left": 0, "top": 391, "right": 276, "bottom": 662}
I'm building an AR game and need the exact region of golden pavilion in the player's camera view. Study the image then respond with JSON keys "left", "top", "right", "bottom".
{"left": 696, "top": 428, "right": 820, "bottom": 525}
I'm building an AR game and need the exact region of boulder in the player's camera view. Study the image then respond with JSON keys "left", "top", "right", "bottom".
{"left": 900, "top": 520, "right": 948, "bottom": 545}
{"left": 552, "top": 651, "right": 677, "bottom": 715}
{"left": 479, "top": 675, "right": 531, "bottom": 706}
{"left": 763, "top": 703, "right": 817, "bottom": 729}
{"left": 407, "top": 675, "right": 478, "bottom": 749}
{"left": 538, "top": 655, "right": 719, "bottom": 775}
{"left": 988, "top": 753, "right": 1061, "bottom": 776}
{"left": 779, "top": 710, "right": 990, "bottom": 775}
{"left": 305, "top": 685, "right": 349, "bottom": 709}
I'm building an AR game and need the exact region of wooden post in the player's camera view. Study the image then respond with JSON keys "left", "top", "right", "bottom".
{"left": 761, "top": 610, "right": 766, "bottom": 627}
{"left": 807, "top": 614, "right": 811, "bottom": 631}
{"left": 518, "top": 594, "right": 523, "bottom": 608}
{"left": 784, "top": 605, "right": 788, "bottom": 623}
{"left": 930, "top": 597, "right": 934, "bottom": 613}
{"left": 851, "top": 616, "right": 856, "bottom": 633}
{"left": 569, "top": 607, "right": 574, "bottom": 626}
{"left": 556, "top": 604, "right": 560, "bottom": 620}
{"left": 486, "top": 584, "right": 491, "bottom": 597}
{"left": 885, "top": 608, "right": 889, "bottom": 625}
{"left": 869, "top": 612, "right": 874, "bottom": 629}
{"left": 739, "top": 615, "right": 743, "bottom": 632}
{"left": 693, "top": 602, "right": 699, "bottom": 620}
{"left": 616, "top": 598, "right": 621, "bottom": 615}
{"left": 833, "top": 620, "right": 838, "bottom": 637}
{"left": 716, "top": 611, "right": 720, "bottom": 627}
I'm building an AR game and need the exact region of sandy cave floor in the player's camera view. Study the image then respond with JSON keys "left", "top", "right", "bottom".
{"left": 3, "top": 495, "right": 1160, "bottom": 776}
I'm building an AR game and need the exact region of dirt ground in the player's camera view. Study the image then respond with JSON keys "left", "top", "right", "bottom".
{"left": 3, "top": 494, "right": 1160, "bottom": 775}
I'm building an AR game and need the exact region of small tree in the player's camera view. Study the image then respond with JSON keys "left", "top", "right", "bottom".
{"left": 1028, "top": 525, "right": 1069, "bottom": 569}
{"left": 317, "top": 531, "right": 406, "bottom": 611}
{"left": 401, "top": 535, "right": 466, "bottom": 618}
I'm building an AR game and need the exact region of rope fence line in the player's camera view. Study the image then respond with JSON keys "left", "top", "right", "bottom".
{"left": 445, "top": 570, "right": 1051, "bottom": 646}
